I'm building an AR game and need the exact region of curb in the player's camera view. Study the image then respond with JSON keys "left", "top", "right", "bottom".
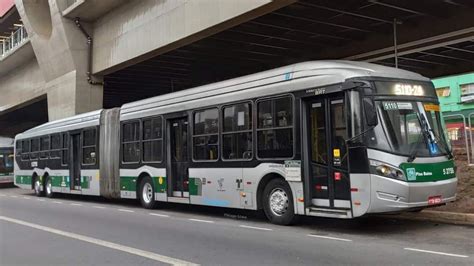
{"left": 386, "top": 210, "right": 474, "bottom": 226}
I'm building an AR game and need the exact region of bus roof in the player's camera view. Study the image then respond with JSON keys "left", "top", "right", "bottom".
{"left": 16, "top": 109, "right": 102, "bottom": 140}
{"left": 16, "top": 60, "right": 429, "bottom": 139}
{"left": 120, "top": 60, "right": 428, "bottom": 114}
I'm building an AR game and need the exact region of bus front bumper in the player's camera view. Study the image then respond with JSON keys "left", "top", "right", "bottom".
{"left": 367, "top": 174, "right": 457, "bottom": 213}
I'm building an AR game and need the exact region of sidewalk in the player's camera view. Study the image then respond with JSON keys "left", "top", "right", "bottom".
{"left": 384, "top": 210, "right": 474, "bottom": 226}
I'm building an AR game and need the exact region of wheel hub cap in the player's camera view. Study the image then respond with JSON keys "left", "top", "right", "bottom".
{"left": 34, "top": 180, "right": 40, "bottom": 193}
{"left": 269, "top": 188, "right": 289, "bottom": 216}
{"left": 47, "top": 180, "right": 52, "bottom": 194}
{"left": 142, "top": 183, "right": 153, "bottom": 204}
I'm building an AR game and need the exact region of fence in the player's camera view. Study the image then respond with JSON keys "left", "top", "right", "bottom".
{"left": 443, "top": 113, "right": 474, "bottom": 166}
{"left": 0, "top": 25, "right": 28, "bottom": 58}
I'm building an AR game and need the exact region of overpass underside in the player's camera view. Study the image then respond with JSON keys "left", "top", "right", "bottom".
{"left": 0, "top": 97, "right": 48, "bottom": 138}
{"left": 103, "top": 0, "right": 474, "bottom": 108}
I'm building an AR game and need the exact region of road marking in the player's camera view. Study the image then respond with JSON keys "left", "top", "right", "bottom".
{"left": 53, "top": 201, "right": 63, "bottom": 204}
{"left": 239, "top": 225, "right": 273, "bottom": 231}
{"left": 37, "top": 199, "right": 45, "bottom": 202}
{"left": 0, "top": 215, "right": 199, "bottom": 265}
{"left": 149, "top": 213, "right": 170, "bottom": 218}
{"left": 188, "top": 218, "right": 214, "bottom": 224}
{"left": 92, "top": 205, "right": 106, "bottom": 209}
{"left": 117, "top": 208, "right": 134, "bottom": 213}
{"left": 71, "top": 203, "right": 82, "bottom": 206}
{"left": 404, "top": 248, "right": 469, "bottom": 258}
{"left": 9, "top": 195, "right": 18, "bottom": 198}
{"left": 22, "top": 196, "right": 31, "bottom": 200}
{"left": 0, "top": 194, "right": 6, "bottom": 196}
{"left": 307, "top": 234, "right": 353, "bottom": 242}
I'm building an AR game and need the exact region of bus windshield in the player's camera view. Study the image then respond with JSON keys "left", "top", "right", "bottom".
{"left": 366, "top": 100, "right": 449, "bottom": 157}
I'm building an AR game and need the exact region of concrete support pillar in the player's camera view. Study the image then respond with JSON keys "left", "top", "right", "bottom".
{"left": 14, "top": 0, "right": 103, "bottom": 121}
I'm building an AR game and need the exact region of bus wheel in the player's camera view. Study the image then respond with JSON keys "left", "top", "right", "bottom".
{"left": 44, "top": 176, "right": 54, "bottom": 198}
{"left": 139, "top": 176, "right": 157, "bottom": 209}
{"left": 263, "top": 179, "right": 296, "bottom": 225}
{"left": 33, "top": 177, "right": 43, "bottom": 197}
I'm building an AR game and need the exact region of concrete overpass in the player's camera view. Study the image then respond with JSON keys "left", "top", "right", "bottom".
{"left": 1, "top": 0, "right": 473, "bottom": 136}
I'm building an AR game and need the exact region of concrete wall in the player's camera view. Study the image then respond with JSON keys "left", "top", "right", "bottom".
{"left": 5, "top": 0, "right": 104, "bottom": 121}
{"left": 92, "top": 0, "right": 292, "bottom": 74}
{"left": 1, "top": 0, "right": 289, "bottom": 124}
{"left": 0, "top": 58, "right": 45, "bottom": 113}
{"left": 0, "top": 55, "right": 102, "bottom": 121}
{"left": 433, "top": 73, "right": 474, "bottom": 113}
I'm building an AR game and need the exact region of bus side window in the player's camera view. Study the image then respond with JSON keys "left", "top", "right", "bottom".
{"left": 61, "top": 133, "right": 69, "bottom": 165}
{"left": 21, "top": 140, "right": 30, "bottom": 161}
{"left": 122, "top": 122, "right": 141, "bottom": 163}
{"left": 50, "top": 134, "right": 61, "bottom": 159}
{"left": 193, "top": 108, "right": 219, "bottom": 161}
{"left": 30, "top": 138, "right": 39, "bottom": 160}
{"left": 142, "top": 117, "right": 163, "bottom": 162}
{"left": 222, "top": 102, "right": 252, "bottom": 160}
{"left": 82, "top": 128, "right": 97, "bottom": 165}
{"left": 40, "top": 135, "right": 50, "bottom": 159}
{"left": 257, "top": 96, "right": 294, "bottom": 159}
{"left": 15, "top": 140, "right": 21, "bottom": 158}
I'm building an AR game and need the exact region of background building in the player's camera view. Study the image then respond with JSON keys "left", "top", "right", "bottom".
{"left": 433, "top": 73, "right": 474, "bottom": 165}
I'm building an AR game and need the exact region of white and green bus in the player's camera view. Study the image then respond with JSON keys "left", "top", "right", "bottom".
{"left": 14, "top": 61, "right": 457, "bottom": 225}
{"left": 0, "top": 137, "right": 14, "bottom": 185}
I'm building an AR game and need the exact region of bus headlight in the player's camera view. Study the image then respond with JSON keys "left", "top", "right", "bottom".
{"left": 369, "top": 160, "right": 406, "bottom": 181}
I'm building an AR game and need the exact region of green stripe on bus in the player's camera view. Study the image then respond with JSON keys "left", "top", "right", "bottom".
{"left": 399, "top": 160, "right": 456, "bottom": 182}
{"left": 81, "top": 176, "right": 90, "bottom": 189}
{"left": 50, "top": 176, "right": 68, "bottom": 187}
{"left": 120, "top": 176, "right": 168, "bottom": 193}
{"left": 188, "top": 177, "right": 202, "bottom": 196}
{"left": 153, "top": 176, "right": 167, "bottom": 193}
{"left": 15, "top": 175, "right": 32, "bottom": 185}
{"left": 120, "top": 176, "right": 136, "bottom": 191}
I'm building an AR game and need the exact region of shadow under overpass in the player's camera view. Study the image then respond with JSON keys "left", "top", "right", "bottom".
{"left": 0, "top": 97, "right": 48, "bottom": 138}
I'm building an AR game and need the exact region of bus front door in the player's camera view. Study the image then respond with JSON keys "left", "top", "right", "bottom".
{"left": 69, "top": 133, "right": 82, "bottom": 190}
{"left": 168, "top": 117, "right": 190, "bottom": 198}
{"left": 306, "top": 94, "right": 351, "bottom": 210}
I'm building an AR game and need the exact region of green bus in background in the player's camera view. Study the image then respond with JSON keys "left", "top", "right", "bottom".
{"left": 0, "top": 137, "right": 14, "bottom": 185}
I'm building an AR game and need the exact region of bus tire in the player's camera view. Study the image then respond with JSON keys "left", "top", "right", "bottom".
{"left": 44, "top": 176, "right": 54, "bottom": 198}
{"left": 263, "top": 179, "right": 296, "bottom": 225}
{"left": 33, "top": 176, "right": 43, "bottom": 197}
{"left": 139, "top": 176, "right": 157, "bottom": 209}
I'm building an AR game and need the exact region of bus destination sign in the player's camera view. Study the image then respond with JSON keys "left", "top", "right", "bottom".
{"left": 393, "top": 84, "right": 424, "bottom": 96}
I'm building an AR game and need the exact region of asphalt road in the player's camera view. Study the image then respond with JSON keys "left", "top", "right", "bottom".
{"left": 1, "top": 187, "right": 473, "bottom": 265}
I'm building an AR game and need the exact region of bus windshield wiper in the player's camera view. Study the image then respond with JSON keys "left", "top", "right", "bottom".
{"left": 407, "top": 114, "right": 429, "bottom": 162}
{"left": 421, "top": 113, "right": 453, "bottom": 158}
{"left": 429, "top": 130, "right": 454, "bottom": 159}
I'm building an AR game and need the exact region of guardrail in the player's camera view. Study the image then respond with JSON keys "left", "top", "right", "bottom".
{"left": 444, "top": 114, "right": 473, "bottom": 165}
{"left": 0, "top": 25, "right": 28, "bottom": 58}
{"left": 65, "top": 0, "right": 80, "bottom": 9}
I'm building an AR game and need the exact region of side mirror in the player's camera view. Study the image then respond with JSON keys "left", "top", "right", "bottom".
{"left": 363, "top": 97, "right": 378, "bottom": 127}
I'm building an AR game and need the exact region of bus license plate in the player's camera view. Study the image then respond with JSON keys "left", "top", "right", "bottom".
{"left": 428, "top": 196, "right": 442, "bottom": 205}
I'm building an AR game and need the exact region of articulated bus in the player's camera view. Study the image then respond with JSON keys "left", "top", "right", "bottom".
{"left": 14, "top": 61, "right": 457, "bottom": 225}
{"left": 0, "top": 137, "right": 14, "bottom": 185}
